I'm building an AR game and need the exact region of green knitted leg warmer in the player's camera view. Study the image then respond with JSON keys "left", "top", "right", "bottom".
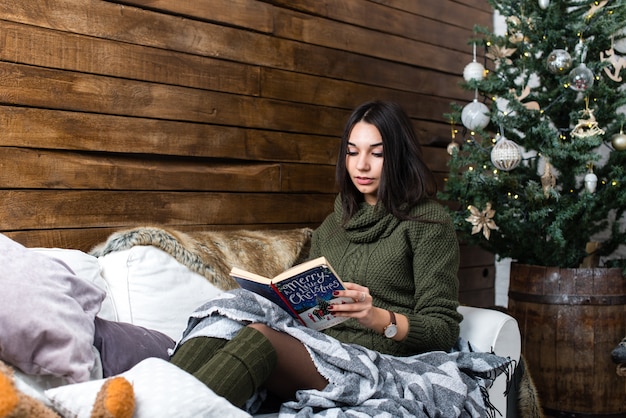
{"left": 169, "top": 336, "right": 228, "bottom": 374}
{"left": 192, "top": 326, "right": 277, "bottom": 408}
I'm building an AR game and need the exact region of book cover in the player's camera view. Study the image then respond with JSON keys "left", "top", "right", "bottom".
{"left": 230, "top": 257, "right": 352, "bottom": 330}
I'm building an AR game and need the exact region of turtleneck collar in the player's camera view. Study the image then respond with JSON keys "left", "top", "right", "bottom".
{"left": 332, "top": 195, "right": 400, "bottom": 244}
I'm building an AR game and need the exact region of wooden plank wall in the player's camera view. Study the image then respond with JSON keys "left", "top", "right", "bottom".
{"left": 0, "top": 0, "right": 495, "bottom": 306}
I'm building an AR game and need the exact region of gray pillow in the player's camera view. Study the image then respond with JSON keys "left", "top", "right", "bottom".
{"left": 93, "top": 317, "right": 175, "bottom": 377}
{"left": 0, "top": 234, "right": 105, "bottom": 383}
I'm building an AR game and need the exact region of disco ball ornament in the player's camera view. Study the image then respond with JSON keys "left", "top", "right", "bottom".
{"left": 490, "top": 136, "right": 522, "bottom": 171}
{"left": 568, "top": 63, "right": 594, "bottom": 92}
{"left": 546, "top": 49, "right": 572, "bottom": 74}
{"left": 463, "top": 61, "right": 485, "bottom": 82}
{"left": 461, "top": 100, "right": 490, "bottom": 131}
{"left": 612, "top": 132, "right": 626, "bottom": 151}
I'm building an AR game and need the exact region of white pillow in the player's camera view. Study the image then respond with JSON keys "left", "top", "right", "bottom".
{"left": 32, "top": 248, "right": 117, "bottom": 321}
{"left": 45, "top": 357, "right": 251, "bottom": 418}
{"left": 97, "top": 246, "right": 224, "bottom": 341}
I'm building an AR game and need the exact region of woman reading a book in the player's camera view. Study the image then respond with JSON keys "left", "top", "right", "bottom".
{"left": 170, "top": 101, "right": 466, "bottom": 413}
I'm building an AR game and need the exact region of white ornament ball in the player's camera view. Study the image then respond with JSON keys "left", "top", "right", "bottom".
{"left": 491, "top": 136, "right": 522, "bottom": 171}
{"left": 546, "top": 49, "right": 572, "bottom": 74}
{"left": 568, "top": 63, "right": 594, "bottom": 92}
{"left": 612, "top": 132, "right": 626, "bottom": 151}
{"left": 538, "top": 0, "right": 550, "bottom": 9}
{"left": 461, "top": 100, "right": 490, "bottom": 131}
{"left": 584, "top": 172, "right": 598, "bottom": 193}
{"left": 463, "top": 61, "right": 485, "bottom": 82}
{"left": 614, "top": 27, "right": 626, "bottom": 54}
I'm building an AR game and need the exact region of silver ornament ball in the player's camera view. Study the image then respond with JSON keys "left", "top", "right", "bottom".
{"left": 612, "top": 133, "right": 626, "bottom": 151}
{"left": 546, "top": 49, "right": 572, "bottom": 74}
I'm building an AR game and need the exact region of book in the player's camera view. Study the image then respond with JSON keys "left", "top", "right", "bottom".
{"left": 229, "top": 256, "right": 353, "bottom": 331}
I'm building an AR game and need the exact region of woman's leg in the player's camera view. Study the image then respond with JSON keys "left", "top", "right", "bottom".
{"left": 169, "top": 336, "right": 227, "bottom": 373}
{"left": 171, "top": 326, "right": 277, "bottom": 408}
{"left": 170, "top": 324, "right": 328, "bottom": 407}
{"left": 248, "top": 323, "right": 328, "bottom": 400}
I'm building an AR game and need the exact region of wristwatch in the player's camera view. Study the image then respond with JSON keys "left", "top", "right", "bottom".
{"left": 383, "top": 310, "right": 398, "bottom": 338}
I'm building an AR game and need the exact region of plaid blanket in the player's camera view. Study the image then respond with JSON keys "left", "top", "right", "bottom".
{"left": 176, "top": 289, "right": 513, "bottom": 418}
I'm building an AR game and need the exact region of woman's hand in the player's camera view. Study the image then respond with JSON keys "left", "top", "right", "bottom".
{"left": 330, "top": 282, "right": 380, "bottom": 331}
{"left": 331, "top": 282, "right": 408, "bottom": 341}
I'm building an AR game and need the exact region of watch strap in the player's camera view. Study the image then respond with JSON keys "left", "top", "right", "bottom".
{"left": 383, "top": 310, "right": 397, "bottom": 338}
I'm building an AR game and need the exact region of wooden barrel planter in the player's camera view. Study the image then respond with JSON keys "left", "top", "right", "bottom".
{"left": 508, "top": 263, "right": 626, "bottom": 417}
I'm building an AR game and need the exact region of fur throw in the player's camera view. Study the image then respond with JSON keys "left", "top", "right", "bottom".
{"left": 517, "top": 356, "right": 544, "bottom": 418}
{"left": 90, "top": 226, "right": 313, "bottom": 290}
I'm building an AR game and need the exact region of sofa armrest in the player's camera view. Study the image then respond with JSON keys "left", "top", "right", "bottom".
{"left": 457, "top": 305, "right": 521, "bottom": 417}
{"left": 458, "top": 305, "right": 521, "bottom": 360}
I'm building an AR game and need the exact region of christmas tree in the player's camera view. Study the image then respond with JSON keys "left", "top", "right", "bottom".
{"left": 440, "top": 0, "right": 626, "bottom": 273}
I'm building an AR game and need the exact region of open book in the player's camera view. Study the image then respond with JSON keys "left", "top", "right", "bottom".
{"left": 229, "top": 256, "right": 352, "bottom": 331}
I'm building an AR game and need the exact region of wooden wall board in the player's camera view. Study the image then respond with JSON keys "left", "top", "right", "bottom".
{"left": 0, "top": 106, "right": 339, "bottom": 164}
{"left": 112, "top": 0, "right": 276, "bottom": 33}
{"left": 0, "top": 191, "right": 336, "bottom": 230}
{"left": 366, "top": 0, "right": 493, "bottom": 20}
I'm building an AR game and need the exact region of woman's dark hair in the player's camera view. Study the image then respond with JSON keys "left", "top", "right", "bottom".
{"left": 336, "top": 100, "right": 437, "bottom": 222}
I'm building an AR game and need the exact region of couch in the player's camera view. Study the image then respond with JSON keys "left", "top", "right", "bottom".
{"left": 0, "top": 228, "right": 522, "bottom": 417}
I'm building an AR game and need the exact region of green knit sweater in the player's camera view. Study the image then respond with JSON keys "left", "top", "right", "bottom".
{"left": 309, "top": 195, "right": 462, "bottom": 356}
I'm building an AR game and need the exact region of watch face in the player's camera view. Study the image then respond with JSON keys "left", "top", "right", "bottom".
{"left": 384, "top": 324, "right": 398, "bottom": 338}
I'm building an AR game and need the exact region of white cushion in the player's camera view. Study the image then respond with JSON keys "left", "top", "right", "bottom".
{"left": 97, "top": 246, "right": 224, "bottom": 341}
{"left": 31, "top": 248, "right": 117, "bottom": 321}
{"left": 45, "top": 357, "right": 251, "bottom": 418}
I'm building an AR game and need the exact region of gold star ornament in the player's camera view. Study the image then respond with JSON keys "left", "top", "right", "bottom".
{"left": 465, "top": 203, "right": 499, "bottom": 240}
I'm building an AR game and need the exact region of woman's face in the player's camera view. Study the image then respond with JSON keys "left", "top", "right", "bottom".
{"left": 346, "top": 121, "right": 384, "bottom": 205}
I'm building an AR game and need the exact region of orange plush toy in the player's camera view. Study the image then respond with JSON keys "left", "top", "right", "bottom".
{"left": 0, "top": 361, "right": 134, "bottom": 418}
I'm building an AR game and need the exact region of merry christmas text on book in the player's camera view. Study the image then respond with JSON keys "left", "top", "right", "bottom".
{"left": 229, "top": 256, "right": 352, "bottom": 331}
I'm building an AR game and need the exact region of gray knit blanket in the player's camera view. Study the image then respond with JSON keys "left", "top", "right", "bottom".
{"left": 175, "top": 289, "right": 513, "bottom": 418}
